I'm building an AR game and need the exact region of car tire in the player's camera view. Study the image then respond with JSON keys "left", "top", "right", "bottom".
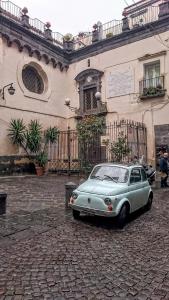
{"left": 73, "top": 209, "right": 80, "bottom": 220}
{"left": 145, "top": 194, "right": 153, "bottom": 211}
{"left": 116, "top": 204, "right": 128, "bottom": 229}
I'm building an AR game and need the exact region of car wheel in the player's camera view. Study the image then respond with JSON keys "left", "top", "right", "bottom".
{"left": 72, "top": 209, "right": 80, "bottom": 220}
{"left": 145, "top": 194, "right": 153, "bottom": 211}
{"left": 116, "top": 204, "right": 128, "bottom": 229}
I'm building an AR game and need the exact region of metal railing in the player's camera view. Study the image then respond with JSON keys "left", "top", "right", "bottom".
{"left": 29, "top": 17, "right": 45, "bottom": 35}
{"left": 130, "top": 5, "right": 159, "bottom": 29}
{"left": 74, "top": 5, "right": 160, "bottom": 50}
{"left": 102, "top": 19, "right": 123, "bottom": 39}
{"left": 0, "top": 0, "right": 163, "bottom": 51}
{"left": 48, "top": 120, "right": 147, "bottom": 173}
{"left": 0, "top": 0, "right": 64, "bottom": 47}
{"left": 74, "top": 19, "right": 123, "bottom": 50}
{"left": 0, "top": 0, "right": 21, "bottom": 22}
{"left": 139, "top": 75, "right": 165, "bottom": 98}
{"left": 52, "top": 32, "right": 64, "bottom": 46}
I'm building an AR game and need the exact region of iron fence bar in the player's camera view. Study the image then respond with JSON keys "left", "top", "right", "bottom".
{"left": 67, "top": 127, "right": 71, "bottom": 175}
{"left": 48, "top": 120, "right": 147, "bottom": 173}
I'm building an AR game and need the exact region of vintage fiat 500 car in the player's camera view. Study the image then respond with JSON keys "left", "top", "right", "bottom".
{"left": 69, "top": 163, "right": 153, "bottom": 228}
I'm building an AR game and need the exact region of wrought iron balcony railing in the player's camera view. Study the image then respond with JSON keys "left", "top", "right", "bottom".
{"left": 75, "top": 102, "right": 107, "bottom": 118}
{"left": 0, "top": 0, "right": 161, "bottom": 51}
{"left": 0, "top": 0, "right": 64, "bottom": 47}
{"left": 139, "top": 76, "right": 165, "bottom": 99}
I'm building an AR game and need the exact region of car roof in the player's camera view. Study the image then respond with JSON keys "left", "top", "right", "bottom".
{"left": 93, "top": 163, "right": 143, "bottom": 169}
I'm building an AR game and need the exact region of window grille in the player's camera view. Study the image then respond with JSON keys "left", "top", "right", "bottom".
{"left": 84, "top": 87, "right": 97, "bottom": 112}
{"left": 22, "top": 66, "right": 44, "bottom": 94}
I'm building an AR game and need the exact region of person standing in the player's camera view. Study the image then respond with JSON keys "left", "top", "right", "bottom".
{"left": 160, "top": 152, "right": 169, "bottom": 188}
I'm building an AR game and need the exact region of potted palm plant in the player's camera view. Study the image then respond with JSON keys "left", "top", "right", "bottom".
{"left": 8, "top": 119, "right": 59, "bottom": 176}
{"left": 35, "top": 152, "right": 48, "bottom": 176}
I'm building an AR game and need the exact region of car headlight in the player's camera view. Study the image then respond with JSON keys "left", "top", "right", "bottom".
{"left": 71, "top": 192, "right": 78, "bottom": 200}
{"left": 104, "top": 198, "right": 112, "bottom": 205}
{"left": 70, "top": 192, "right": 78, "bottom": 205}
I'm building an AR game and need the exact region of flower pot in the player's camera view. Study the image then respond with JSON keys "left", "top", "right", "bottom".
{"left": 35, "top": 166, "right": 44, "bottom": 176}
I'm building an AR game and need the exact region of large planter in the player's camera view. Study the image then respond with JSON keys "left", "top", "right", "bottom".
{"left": 35, "top": 166, "right": 44, "bottom": 176}
{"left": 63, "top": 40, "right": 74, "bottom": 52}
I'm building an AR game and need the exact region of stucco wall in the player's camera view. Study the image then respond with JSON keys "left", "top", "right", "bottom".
{"left": 0, "top": 37, "right": 69, "bottom": 156}
{"left": 67, "top": 31, "right": 169, "bottom": 163}
{"left": 1, "top": 27, "right": 169, "bottom": 165}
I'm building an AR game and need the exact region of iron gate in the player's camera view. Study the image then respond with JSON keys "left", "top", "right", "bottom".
{"left": 48, "top": 120, "right": 147, "bottom": 173}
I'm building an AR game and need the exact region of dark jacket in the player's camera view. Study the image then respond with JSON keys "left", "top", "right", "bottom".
{"left": 160, "top": 157, "right": 168, "bottom": 173}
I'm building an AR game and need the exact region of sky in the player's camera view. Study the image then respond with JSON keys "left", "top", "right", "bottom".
{"left": 13, "top": 0, "right": 135, "bottom": 36}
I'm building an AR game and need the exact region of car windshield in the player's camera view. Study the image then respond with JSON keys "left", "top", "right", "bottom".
{"left": 90, "top": 165, "right": 129, "bottom": 183}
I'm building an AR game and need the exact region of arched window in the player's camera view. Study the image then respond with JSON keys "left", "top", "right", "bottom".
{"left": 75, "top": 69, "right": 105, "bottom": 116}
{"left": 22, "top": 65, "right": 44, "bottom": 94}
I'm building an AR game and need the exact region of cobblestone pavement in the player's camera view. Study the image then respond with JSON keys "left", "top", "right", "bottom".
{"left": 0, "top": 175, "right": 169, "bottom": 300}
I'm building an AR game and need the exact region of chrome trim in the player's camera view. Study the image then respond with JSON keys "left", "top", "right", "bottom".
{"left": 69, "top": 204, "right": 117, "bottom": 217}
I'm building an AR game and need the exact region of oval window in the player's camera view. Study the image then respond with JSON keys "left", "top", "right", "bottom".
{"left": 22, "top": 65, "right": 44, "bottom": 94}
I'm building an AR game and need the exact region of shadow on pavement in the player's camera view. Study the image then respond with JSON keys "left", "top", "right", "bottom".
{"left": 71, "top": 206, "right": 150, "bottom": 230}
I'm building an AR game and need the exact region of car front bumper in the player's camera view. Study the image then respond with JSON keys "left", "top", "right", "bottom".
{"left": 69, "top": 204, "right": 117, "bottom": 217}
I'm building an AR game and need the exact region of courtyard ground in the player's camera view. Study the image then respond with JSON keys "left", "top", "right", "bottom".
{"left": 0, "top": 175, "right": 169, "bottom": 300}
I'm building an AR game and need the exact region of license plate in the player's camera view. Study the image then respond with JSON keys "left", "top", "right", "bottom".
{"left": 82, "top": 208, "right": 95, "bottom": 215}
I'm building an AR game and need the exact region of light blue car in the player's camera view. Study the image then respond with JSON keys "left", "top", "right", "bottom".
{"left": 69, "top": 163, "right": 153, "bottom": 228}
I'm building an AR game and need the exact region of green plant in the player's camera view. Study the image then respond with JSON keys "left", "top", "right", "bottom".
{"left": 36, "top": 152, "right": 48, "bottom": 167}
{"left": 143, "top": 85, "right": 163, "bottom": 97}
{"left": 8, "top": 119, "right": 28, "bottom": 155}
{"left": 44, "top": 126, "right": 59, "bottom": 144}
{"left": 77, "top": 116, "right": 105, "bottom": 175}
{"left": 8, "top": 119, "right": 59, "bottom": 168}
{"left": 110, "top": 131, "right": 130, "bottom": 162}
{"left": 77, "top": 115, "right": 105, "bottom": 142}
{"left": 106, "top": 32, "right": 113, "bottom": 38}
{"left": 63, "top": 33, "right": 73, "bottom": 41}
{"left": 26, "top": 120, "right": 42, "bottom": 154}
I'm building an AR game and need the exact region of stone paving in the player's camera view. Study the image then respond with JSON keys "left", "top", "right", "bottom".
{"left": 0, "top": 175, "right": 169, "bottom": 300}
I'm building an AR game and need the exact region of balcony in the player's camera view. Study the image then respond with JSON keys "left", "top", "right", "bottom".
{"left": 0, "top": 0, "right": 161, "bottom": 51}
{"left": 75, "top": 102, "right": 108, "bottom": 119}
{"left": 139, "top": 76, "right": 165, "bottom": 99}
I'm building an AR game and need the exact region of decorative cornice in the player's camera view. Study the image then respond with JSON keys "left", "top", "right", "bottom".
{"left": 0, "top": 14, "right": 69, "bottom": 71}
{"left": 75, "top": 68, "right": 104, "bottom": 82}
{"left": 1, "top": 11, "right": 169, "bottom": 67}
{"left": 138, "top": 50, "right": 167, "bottom": 61}
{"left": 69, "top": 16, "right": 169, "bottom": 63}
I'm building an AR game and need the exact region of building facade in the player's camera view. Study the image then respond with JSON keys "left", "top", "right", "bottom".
{"left": 0, "top": 0, "right": 169, "bottom": 173}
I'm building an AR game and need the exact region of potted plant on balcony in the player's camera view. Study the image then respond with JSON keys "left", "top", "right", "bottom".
{"left": 143, "top": 86, "right": 157, "bottom": 96}
{"left": 106, "top": 32, "right": 113, "bottom": 39}
{"left": 142, "top": 84, "right": 164, "bottom": 98}
{"left": 8, "top": 119, "right": 59, "bottom": 176}
{"left": 63, "top": 33, "right": 74, "bottom": 51}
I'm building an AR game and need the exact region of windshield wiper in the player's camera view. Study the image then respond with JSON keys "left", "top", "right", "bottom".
{"left": 103, "top": 175, "right": 118, "bottom": 183}
{"left": 91, "top": 175, "right": 102, "bottom": 180}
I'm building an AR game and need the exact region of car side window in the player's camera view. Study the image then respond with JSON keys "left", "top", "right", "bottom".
{"left": 141, "top": 168, "right": 147, "bottom": 181}
{"left": 130, "top": 168, "right": 141, "bottom": 184}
